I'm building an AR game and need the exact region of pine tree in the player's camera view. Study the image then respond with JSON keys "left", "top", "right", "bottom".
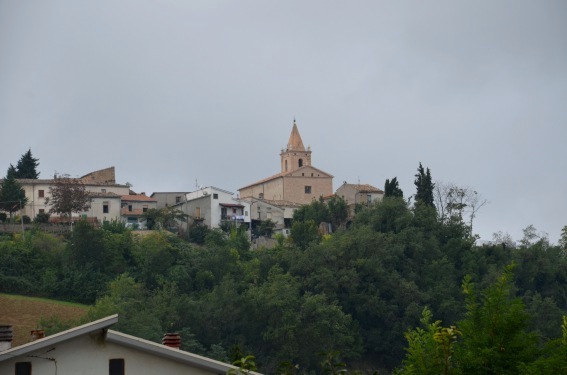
{"left": 414, "top": 163, "right": 435, "bottom": 207}
{"left": 15, "top": 149, "right": 40, "bottom": 179}
{"left": 0, "top": 165, "right": 28, "bottom": 219}
{"left": 384, "top": 177, "right": 404, "bottom": 198}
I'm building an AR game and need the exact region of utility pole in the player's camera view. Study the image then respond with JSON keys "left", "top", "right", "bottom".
{"left": 20, "top": 200, "right": 24, "bottom": 239}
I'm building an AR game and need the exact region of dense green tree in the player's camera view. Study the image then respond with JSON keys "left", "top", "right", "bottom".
{"left": 14, "top": 149, "right": 40, "bottom": 179}
{"left": 326, "top": 195, "right": 349, "bottom": 229}
{"left": 292, "top": 198, "right": 329, "bottom": 225}
{"left": 385, "top": 177, "right": 404, "bottom": 198}
{"left": 0, "top": 165, "right": 28, "bottom": 219}
{"left": 455, "top": 265, "right": 539, "bottom": 374}
{"left": 290, "top": 219, "right": 319, "bottom": 250}
{"left": 414, "top": 163, "right": 435, "bottom": 207}
{"left": 142, "top": 207, "right": 188, "bottom": 230}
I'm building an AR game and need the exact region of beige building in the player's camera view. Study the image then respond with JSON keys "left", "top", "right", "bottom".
{"left": 335, "top": 182, "right": 385, "bottom": 216}
{"left": 239, "top": 120, "right": 333, "bottom": 205}
{"left": 10, "top": 167, "right": 131, "bottom": 223}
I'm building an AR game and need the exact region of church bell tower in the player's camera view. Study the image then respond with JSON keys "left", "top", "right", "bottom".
{"left": 280, "top": 119, "right": 312, "bottom": 173}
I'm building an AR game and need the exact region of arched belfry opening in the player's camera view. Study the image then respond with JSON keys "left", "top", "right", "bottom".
{"left": 298, "top": 159, "right": 303, "bottom": 168}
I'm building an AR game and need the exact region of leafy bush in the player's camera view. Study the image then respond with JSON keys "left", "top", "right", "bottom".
{"left": 34, "top": 212, "right": 50, "bottom": 223}
{"left": 22, "top": 215, "right": 31, "bottom": 224}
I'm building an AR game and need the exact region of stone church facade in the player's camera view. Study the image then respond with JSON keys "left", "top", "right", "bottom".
{"left": 239, "top": 121, "right": 333, "bottom": 205}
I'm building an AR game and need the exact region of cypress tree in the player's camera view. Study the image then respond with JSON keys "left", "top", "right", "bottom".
{"left": 414, "top": 162, "right": 435, "bottom": 207}
{"left": 384, "top": 177, "right": 404, "bottom": 198}
{"left": 15, "top": 148, "right": 40, "bottom": 179}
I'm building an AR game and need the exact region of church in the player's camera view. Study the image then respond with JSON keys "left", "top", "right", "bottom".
{"left": 238, "top": 120, "right": 333, "bottom": 205}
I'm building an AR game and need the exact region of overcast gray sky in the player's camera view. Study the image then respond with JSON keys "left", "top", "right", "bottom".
{"left": 1, "top": 0, "right": 566, "bottom": 243}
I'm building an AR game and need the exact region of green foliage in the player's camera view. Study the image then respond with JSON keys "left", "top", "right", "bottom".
{"left": 258, "top": 219, "right": 275, "bottom": 237}
{"left": 456, "top": 265, "right": 539, "bottom": 374}
{"left": 189, "top": 223, "right": 210, "bottom": 244}
{"left": 385, "top": 177, "right": 404, "bottom": 198}
{"left": 293, "top": 197, "right": 330, "bottom": 225}
{"left": 399, "top": 307, "right": 461, "bottom": 375}
{"left": 142, "top": 207, "right": 188, "bottom": 230}
{"left": 33, "top": 211, "right": 50, "bottom": 223}
{"left": 414, "top": 162, "right": 435, "bottom": 207}
{"left": 14, "top": 149, "right": 40, "bottom": 179}
{"left": 290, "top": 219, "right": 319, "bottom": 250}
{"left": 0, "top": 165, "right": 28, "bottom": 218}
{"left": 327, "top": 195, "right": 349, "bottom": 229}
{"left": 22, "top": 215, "right": 31, "bottom": 224}
{"left": 101, "top": 219, "right": 128, "bottom": 233}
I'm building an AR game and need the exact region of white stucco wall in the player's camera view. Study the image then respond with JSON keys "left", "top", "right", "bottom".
{"left": 0, "top": 333, "right": 221, "bottom": 375}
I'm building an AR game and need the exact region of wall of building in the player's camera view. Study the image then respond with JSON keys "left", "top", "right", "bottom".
{"left": 0, "top": 334, "right": 218, "bottom": 375}
{"left": 282, "top": 175, "right": 332, "bottom": 204}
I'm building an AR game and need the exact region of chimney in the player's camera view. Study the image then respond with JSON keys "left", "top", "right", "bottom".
{"left": 0, "top": 325, "right": 13, "bottom": 351}
{"left": 162, "top": 333, "right": 181, "bottom": 349}
{"left": 31, "top": 330, "right": 45, "bottom": 341}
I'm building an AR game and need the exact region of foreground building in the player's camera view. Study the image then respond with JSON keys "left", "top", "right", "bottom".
{"left": 0, "top": 315, "right": 259, "bottom": 375}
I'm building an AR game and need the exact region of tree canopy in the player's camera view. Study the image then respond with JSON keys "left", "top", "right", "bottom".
{"left": 14, "top": 149, "right": 40, "bottom": 179}
{"left": 0, "top": 165, "right": 28, "bottom": 218}
{"left": 48, "top": 176, "right": 91, "bottom": 218}
{"left": 414, "top": 162, "right": 435, "bottom": 207}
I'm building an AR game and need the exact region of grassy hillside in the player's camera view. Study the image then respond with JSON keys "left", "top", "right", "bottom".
{"left": 0, "top": 294, "right": 88, "bottom": 347}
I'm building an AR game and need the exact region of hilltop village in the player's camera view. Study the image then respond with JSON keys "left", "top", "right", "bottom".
{"left": 3, "top": 121, "right": 384, "bottom": 239}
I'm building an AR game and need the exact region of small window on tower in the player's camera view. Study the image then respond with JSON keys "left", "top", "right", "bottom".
{"left": 298, "top": 158, "right": 303, "bottom": 167}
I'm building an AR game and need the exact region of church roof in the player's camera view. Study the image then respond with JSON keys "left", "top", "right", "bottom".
{"left": 287, "top": 120, "right": 305, "bottom": 151}
{"left": 238, "top": 166, "right": 333, "bottom": 191}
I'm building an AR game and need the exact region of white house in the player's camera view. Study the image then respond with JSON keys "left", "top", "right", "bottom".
{"left": 0, "top": 315, "right": 261, "bottom": 375}
{"left": 173, "top": 186, "right": 251, "bottom": 232}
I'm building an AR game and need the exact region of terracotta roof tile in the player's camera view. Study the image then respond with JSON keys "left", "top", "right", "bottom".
{"left": 121, "top": 194, "right": 157, "bottom": 202}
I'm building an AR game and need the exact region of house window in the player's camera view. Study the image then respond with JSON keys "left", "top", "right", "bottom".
{"left": 213, "top": 193, "right": 218, "bottom": 199}
{"left": 367, "top": 194, "right": 372, "bottom": 204}
{"left": 195, "top": 207, "right": 201, "bottom": 218}
{"left": 305, "top": 186, "right": 312, "bottom": 194}
{"left": 143, "top": 205, "right": 148, "bottom": 212}
{"left": 101, "top": 188, "right": 106, "bottom": 193}
{"left": 259, "top": 193, "right": 263, "bottom": 199}
{"left": 128, "top": 205, "right": 132, "bottom": 212}
{"left": 109, "top": 358, "right": 125, "bottom": 375}
{"left": 38, "top": 189, "right": 44, "bottom": 198}
{"left": 39, "top": 209, "right": 45, "bottom": 214}
{"left": 103, "top": 201, "right": 109, "bottom": 214}
{"left": 175, "top": 196, "right": 181, "bottom": 203}
{"left": 15, "top": 362, "right": 32, "bottom": 375}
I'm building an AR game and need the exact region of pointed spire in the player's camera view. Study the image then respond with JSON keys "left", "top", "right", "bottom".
{"left": 287, "top": 119, "right": 305, "bottom": 151}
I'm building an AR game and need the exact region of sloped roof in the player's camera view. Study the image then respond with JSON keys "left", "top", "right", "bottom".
{"left": 287, "top": 120, "right": 305, "bottom": 151}
{"left": 346, "top": 184, "right": 385, "bottom": 193}
{"left": 239, "top": 166, "right": 333, "bottom": 191}
{"left": 0, "top": 314, "right": 259, "bottom": 374}
{"left": 121, "top": 194, "right": 157, "bottom": 202}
